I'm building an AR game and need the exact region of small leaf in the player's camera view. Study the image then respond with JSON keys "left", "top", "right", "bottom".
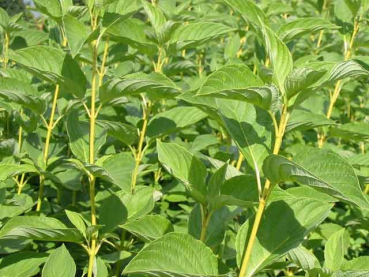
{"left": 278, "top": 18, "right": 339, "bottom": 41}
{"left": 223, "top": 0, "right": 267, "bottom": 28}
{"left": 157, "top": 141, "right": 207, "bottom": 200}
{"left": 324, "top": 229, "right": 346, "bottom": 271}
{"left": 42, "top": 244, "right": 76, "bottom": 277}
{"left": 169, "top": 22, "right": 236, "bottom": 49}
{"left": 146, "top": 106, "right": 207, "bottom": 139}
{"left": 96, "top": 120, "right": 138, "bottom": 146}
{"left": 288, "top": 246, "right": 321, "bottom": 271}
{"left": 123, "top": 232, "right": 219, "bottom": 276}
{"left": 65, "top": 210, "right": 87, "bottom": 236}
{"left": 330, "top": 122, "right": 369, "bottom": 141}
{"left": 99, "top": 72, "right": 180, "bottom": 104}
{"left": 120, "top": 214, "right": 173, "bottom": 242}
{"left": 286, "top": 110, "right": 337, "bottom": 132}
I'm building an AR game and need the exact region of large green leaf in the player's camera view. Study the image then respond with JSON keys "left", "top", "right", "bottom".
{"left": 123, "top": 232, "right": 219, "bottom": 276}
{"left": 157, "top": 141, "right": 207, "bottom": 201}
{"left": 236, "top": 198, "right": 332, "bottom": 277}
{"left": 9, "top": 46, "right": 86, "bottom": 98}
{"left": 142, "top": 0, "right": 166, "bottom": 33}
{"left": 286, "top": 110, "right": 337, "bottom": 132}
{"left": 99, "top": 194, "right": 127, "bottom": 234}
{"left": 99, "top": 72, "right": 180, "bottom": 104}
{"left": 223, "top": 0, "right": 267, "bottom": 27}
{"left": 278, "top": 18, "right": 339, "bottom": 41}
{"left": 63, "top": 15, "right": 89, "bottom": 58}
{"left": 146, "top": 106, "right": 207, "bottom": 139}
{"left": 0, "top": 78, "right": 46, "bottom": 114}
{"left": 262, "top": 148, "right": 369, "bottom": 209}
{"left": 169, "top": 22, "right": 236, "bottom": 49}
{"left": 330, "top": 122, "right": 369, "bottom": 141}
{"left": 218, "top": 100, "right": 273, "bottom": 173}
{"left": 101, "top": 153, "right": 135, "bottom": 192}
{"left": 0, "top": 252, "right": 48, "bottom": 277}
{"left": 120, "top": 214, "right": 174, "bottom": 242}
{"left": 96, "top": 120, "right": 138, "bottom": 146}
{"left": 197, "top": 64, "right": 279, "bottom": 111}
{"left": 324, "top": 229, "right": 346, "bottom": 271}
{"left": 42, "top": 244, "right": 76, "bottom": 277}
{"left": 34, "top": 0, "right": 63, "bottom": 21}
{"left": 0, "top": 163, "right": 39, "bottom": 181}
{"left": 285, "top": 68, "right": 326, "bottom": 99}
{"left": 261, "top": 24, "right": 293, "bottom": 93}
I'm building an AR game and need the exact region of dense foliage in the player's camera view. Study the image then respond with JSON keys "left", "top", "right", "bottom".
{"left": 0, "top": 0, "right": 369, "bottom": 276}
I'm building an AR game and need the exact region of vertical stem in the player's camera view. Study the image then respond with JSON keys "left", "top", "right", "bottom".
{"left": 238, "top": 104, "right": 289, "bottom": 277}
{"left": 131, "top": 99, "right": 151, "bottom": 193}
{"left": 200, "top": 207, "right": 213, "bottom": 242}
{"left": 99, "top": 37, "right": 110, "bottom": 87}
{"left": 36, "top": 85, "right": 60, "bottom": 211}
{"left": 236, "top": 153, "right": 244, "bottom": 170}
{"left": 3, "top": 32, "right": 9, "bottom": 69}
{"left": 318, "top": 17, "right": 360, "bottom": 148}
{"left": 87, "top": 13, "right": 99, "bottom": 277}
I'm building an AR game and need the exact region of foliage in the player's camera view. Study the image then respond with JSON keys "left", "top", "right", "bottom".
{"left": 0, "top": 0, "right": 369, "bottom": 276}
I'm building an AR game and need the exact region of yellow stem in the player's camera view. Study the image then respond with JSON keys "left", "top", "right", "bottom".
{"left": 238, "top": 104, "right": 289, "bottom": 277}
{"left": 200, "top": 208, "right": 213, "bottom": 242}
{"left": 318, "top": 17, "right": 360, "bottom": 148}
{"left": 87, "top": 15, "right": 99, "bottom": 277}
{"left": 99, "top": 37, "right": 110, "bottom": 86}
{"left": 236, "top": 153, "right": 244, "bottom": 170}
{"left": 131, "top": 100, "right": 151, "bottom": 193}
{"left": 3, "top": 32, "right": 9, "bottom": 69}
{"left": 36, "top": 85, "right": 60, "bottom": 212}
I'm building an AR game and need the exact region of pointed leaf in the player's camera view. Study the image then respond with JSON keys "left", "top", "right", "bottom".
{"left": 262, "top": 148, "right": 369, "bottom": 209}
{"left": 236, "top": 198, "right": 332, "bottom": 277}
{"left": 123, "top": 233, "right": 219, "bottom": 276}
{"left": 42, "top": 244, "right": 76, "bottom": 277}
{"left": 324, "top": 229, "right": 346, "bottom": 271}
{"left": 63, "top": 15, "right": 89, "bottom": 58}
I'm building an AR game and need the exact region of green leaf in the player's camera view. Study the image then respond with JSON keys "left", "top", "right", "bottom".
{"left": 210, "top": 175, "right": 259, "bottom": 211}
{"left": 223, "top": 0, "right": 267, "bottom": 28}
{"left": 157, "top": 141, "right": 207, "bottom": 200}
{"left": 330, "top": 122, "right": 369, "bottom": 141}
{"left": 278, "top": 18, "right": 339, "bottom": 42}
{"left": 0, "top": 252, "right": 48, "bottom": 277}
{"left": 218, "top": 100, "right": 273, "bottom": 173}
{"left": 2, "top": 227, "right": 84, "bottom": 243}
{"left": 96, "top": 120, "right": 138, "bottom": 146}
{"left": 285, "top": 68, "right": 327, "bottom": 99}
{"left": 0, "top": 163, "right": 39, "bottom": 181}
{"left": 65, "top": 210, "right": 87, "bottom": 236}
{"left": 236, "top": 198, "right": 332, "bottom": 277}
{"left": 117, "top": 186, "right": 155, "bottom": 221}
{"left": 99, "top": 72, "right": 180, "bottom": 104}
{"left": 99, "top": 194, "right": 127, "bottom": 234}
{"left": 324, "top": 229, "right": 346, "bottom": 271}
{"left": 63, "top": 15, "right": 89, "bottom": 58}
{"left": 123, "top": 232, "right": 219, "bottom": 276}
{"left": 197, "top": 64, "right": 280, "bottom": 111}
{"left": 0, "top": 7, "right": 9, "bottom": 28}
{"left": 323, "top": 60, "right": 369, "bottom": 85}
{"left": 262, "top": 148, "right": 369, "bottom": 209}
{"left": 286, "top": 110, "right": 337, "bottom": 132}
{"left": 342, "top": 256, "right": 369, "bottom": 271}
{"left": 9, "top": 46, "right": 86, "bottom": 99}
{"left": 42, "top": 244, "right": 76, "bottom": 277}
{"left": 142, "top": 0, "right": 166, "bottom": 32}
{"left": 13, "top": 30, "right": 49, "bottom": 46}
{"left": 261, "top": 24, "right": 293, "bottom": 93}
{"left": 101, "top": 153, "right": 136, "bottom": 192}
{"left": 146, "top": 106, "right": 207, "bottom": 139}
{"left": 0, "top": 78, "right": 46, "bottom": 114}
{"left": 120, "top": 214, "right": 173, "bottom": 242}
{"left": 169, "top": 22, "right": 236, "bottom": 49}
{"left": 34, "top": 0, "right": 62, "bottom": 21}
{"left": 288, "top": 246, "right": 321, "bottom": 271}
{"left": 0, "top": 216, "right": 67, "bottom": 237}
